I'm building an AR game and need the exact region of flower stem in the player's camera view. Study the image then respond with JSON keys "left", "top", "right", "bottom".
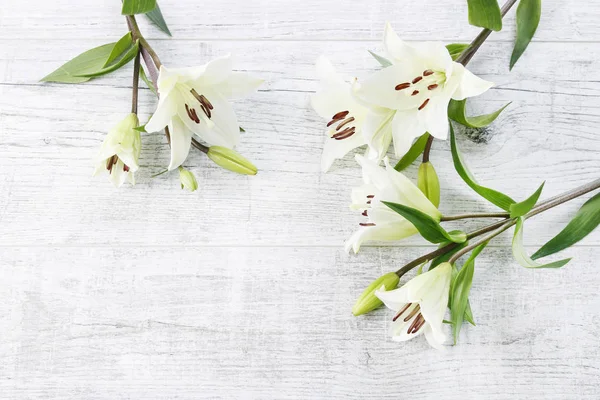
{"left": 131, "top": 49, "right": 141, "bottom": 114}
{"left": 422, "top": 135, "right": 434, "bottom": 163}
{"left": 441, "top": 211, "right": 510, "bottom": 222}
{"left": 455, "top": 0, "right": 519, "bottom": 67}
{"left": 126, "top": 15, "right": 162, "bottom": 68}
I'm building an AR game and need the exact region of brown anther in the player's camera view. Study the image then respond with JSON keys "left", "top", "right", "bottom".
{"left": 418, "top": 98, "right": 430, "bottom": 111}
{"left": 200, "top": 104, "right": 212, "bottom": 119}
{"left": 411, "top": 90, "right": 419, "bottom": 96}
{"left": 106, "top": 155, "right": 118, "bottom": 172}
{"left": 189, "top": 108, "right": 200, "bottom": 124}
{"left": 336, "top": 117, "right": 355, "bottom": 131}
{"left": 366, "top": 195, "right": 375, "bottom": 199}
{"left": 366, "top": 200, "right": 371, "bottom": 204}
{"left": 361, "top": 210, "right": 368, "bottom": 217}
{"left": 412, "top": 76, "right": 423, "bottom": 84}
{"left": 332, "top": 110, "right": 350, "bottom": 120}
{"left": 185, "top": 104, "right": 197, "bottom": 122}
{"left": 427, "top": 84, "right": 439, "bottom": 90}
{"left": 407, "top": 313, "right": 425, "bottom": 334}
{"left": 393, "top": 303, "right": 412, "bottom": 322}
{"left": 332, "top": 127, "right": 355, "bottom": 140}
{"left": 123, "top": 164, "right": 130, "bottom": 172}
{"left": 359, "top": 222, "right": 376, "bottom": 227}
{"left": 411, "top": 315, "right": 427, "bottom": 334}
{"left": 200, "top": 94, "right": 213, "bottom": 110}
{"left": 403, "top": 304, "right": 421, "bottom": 322}
{"left": 423, "top": 69, "right": 434, "bottom": 77}
{"left": 395, "top": 82, "right": 411, "bottom": 91}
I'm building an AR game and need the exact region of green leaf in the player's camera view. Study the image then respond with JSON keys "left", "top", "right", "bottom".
{"left": 450, "top": 242, "right": 487, "bottom": 343}
{"left": 134, "top": 125, "right": 146, "bottom": 132}
{"left": 145, "top": 2, "right": 171, "bottom": 36}
{"left": 467, "top": 0, "right": 503, "bottom": 31}
{"left": 532, "top": 192, "right": 600, "bottom": 260}
{"left": 139, "top": 66, "right": 157, "bottom": 95}
{"left": 512, "top": 218, "right": 571, "bottom": 269}
{"left": 104, "top": 33, "right": 134, "bottom": 67}
{"left": 382, "top": 201, "right": 467, "bottom": 244}
{"left": 41, "top": 43, "right": 117, "bottom": 83}
{"left": 394, "top": 133, "right": 430, "bottom": 171}
{"left": 509, "top": 182, "right": 544, "bottom": 218}
{"left": 239, "top": 127, "right": 246, "bottom": 133}
{"left": 510, "top": 0, "right": 541, "bottom": 70}
{"left": 450, "top": 123, "right": 515, "bottom": 211}
{"left": 75, "top": 40, "right": 139, "bottom": 78}
{"left": 430, "top": 241, "right": 469, "bottom": 270}
{"left": 368, "top": 51, "right": 392, "bottom": 68}
{"left": 448, "top": 99, "right": 510, "bottom": 128}
{"left": 446, "top": 43, "right": 470, "bottom": 61}
{"left": 122, "top": 0, "right": 157, "bottom": 15}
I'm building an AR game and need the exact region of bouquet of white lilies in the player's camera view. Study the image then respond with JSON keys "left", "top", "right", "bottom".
{"left": 314, "top": 1, "right": 600, "bottom": 349}
{"left": 42, "top": 1, "right": 261, "bottom": 190}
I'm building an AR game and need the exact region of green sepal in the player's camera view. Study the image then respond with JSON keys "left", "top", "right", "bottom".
{"left": 450, "top": 123, "right": 515, "bottom": 211}
{"left": 382, "top": 201, "right": 467, "bottom": 244}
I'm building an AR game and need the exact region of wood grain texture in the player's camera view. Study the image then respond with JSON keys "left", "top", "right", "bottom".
{"left": 1, "top": 0, "right": 600, "bottom": 398}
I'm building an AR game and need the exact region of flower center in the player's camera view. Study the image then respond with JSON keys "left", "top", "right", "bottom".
{"left": 106, "top": 155, "right": 130, "bottom": 174}
{"left": 393, "top": 69, "right": 446, "bottom": 111}
{"left": 180, "top": 86, "right": 215, "bottom": 125}
{"left": 359, "top": 195, "right": 376, "bottom": 226}
{"left": 392, "top": 303, "right": 426, "bottom": 334}
{"left": 326, "top": 110, "right": 356, "bottom": 140}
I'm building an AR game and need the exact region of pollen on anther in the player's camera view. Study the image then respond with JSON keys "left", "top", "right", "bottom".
{"left": 332, "top": 110, "right": 350, "bottom": 120}
{"left": 423, "top": 69, "right": 434, "bottom": 76}
{"left": 395, "top": 82, "right": 411, "bottom": 91}
{"left": 359, "top": 222, "right": 376, "bottom": 227}
{"left": 418, "top": 98, "right": 430, "bottom": 111}
{"left": 362, "top": 210, "right": 368, "bottom": 217}
{"left": 366, "top": 195, "right": 375, "bottom": 199}
{"left": 412, "top": 76, "right": 423, "bottom": 84}
{"left": 411, "top": 90, "right": 419, "bottom": 96}
{"left": 427, "top": 84, "right": 438, "bottom": 90}
{"left": 393, "top": 303, "right": 412, "bottom": 322}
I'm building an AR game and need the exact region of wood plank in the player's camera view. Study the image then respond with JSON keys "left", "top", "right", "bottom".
{"left": 1, "top": 246, "right": 599, "bottom": 398}
{"left": 0, "top": 40, "right": 598, "bottom": 246}
{"left": 1, "top": 0, "right": 599, "bottom": 42}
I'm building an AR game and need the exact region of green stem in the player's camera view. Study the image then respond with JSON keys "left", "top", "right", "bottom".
{"left": 126, "top": 15, "right": 162, "bottom": 69}
{"left": 422, "top": 135, "right": 434, "bottom": 163}
{"left": 131, "top": 49, "right": 141, "bottom": 114}
{"left": 441, "top": 212, "right": 510, "bottom": 222}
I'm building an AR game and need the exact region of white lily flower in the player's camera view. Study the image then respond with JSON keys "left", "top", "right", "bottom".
{"left": 345, "top": 154, "right": 440, "bottom": 253}
{"left": 311, "top": 56, "right": 368, "bottom": 172}
{"left": 93, "top": 113, "right": 141, "bottom": 187}
{"left": 356, "top": 23, "right": 493, "bottom": 159}
{"left": 144, "top": 54, "right": 263, "bottom": 171}
{"left": 375, "top": 262, "right": 452, "bottom": 350}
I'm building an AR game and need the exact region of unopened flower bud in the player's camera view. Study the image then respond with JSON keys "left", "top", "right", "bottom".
{"left": 352, "top": 272, "right": 400, "bottom": 316}
{"left": 418, "top": 161, "right": 440, "bottom": 207}
{"left": 207, "top": 146, "right": 257, "bottom": 175}
{"left": 179, "top": 167, "right": 198, "bottom": 192}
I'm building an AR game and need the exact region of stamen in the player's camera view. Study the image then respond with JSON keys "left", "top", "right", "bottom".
{"left": 411, "top": 315, "right": 427, "bottom": 334}
{"left": 407, "top": 313, "right": 424, "bottom": 334}
{"left": 189, "top": 108, "right": 200, "bottom": 124}
{"left": 332, "top": 127, "right": 355, "bottom": 140}
{"left": 403, "top": 304, "right": 421, "bottom": 322}
{"left": 362, "top": 210, "right": 368, "bottom": 217}
{"left": 423, "top": 69, "right": 434, "bottom": 77}
{"left": 200, "top": 94, "right": 213, "bottom": 110}
{"left": 418, "top": 98, "right": 430, "bottom": 111}
{"left": 395, "top": 82, "right": 411, "bottom": 91}
{"left": 359, "top": 222, "right": 376, "bottom": 227}
{"left": 106, "top": 155, "right": 118, "bottom": 172}
{"left": 185, "top": 104, "right": 196, "bottom": 122}
{"left": 366, "top": 195, "right": 375, "bottom": 199}
{"left": 200, "top": 104, "right": 212, "bottom": 119}
{"left": 412, "top": 76, "right": 423, "bottom": 84}
{"left": 393, "top": 303, "right": 412, "bottom": 321}
{"left": 336, "top": 117, "right": 355, "bottom": 130}
{"left": 366, "top": 200, "right": 371, "bottom": 204}
{"left": 427, "top": 84, "right": 439, "bottom": 90}
{"left": 123, "top": 164, "right": 130, "bottom": 172}
{"left": 411, "top": 90, "right": 419, "bottom": 96}
{"left": 332, "top": 110, "right": 350, "bottom": 120}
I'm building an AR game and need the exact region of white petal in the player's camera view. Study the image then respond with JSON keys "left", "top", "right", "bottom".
{"left": 375, "top": 286, "right": 411, "bottom": 311}
{"left": 383, "top": 22, "right": 418, "bottom": 63}
{"left": 321, "top": 132, "right": 365, "bottom": 172}
{"left": 423, "top": 323, "right": 447, "bottom": 350}
{"left": 422, "top": 99, "right": 451, "bottom": 140}
{"left": 145, "top": 92, "right": 178, "bottom": 133}
{"left": 316, "top": 56, "right": 344, "bottom": 83}
{"left": 355, "top": 154, "right": 391, "bottom": 188}
{"left": 356, "top": 64, "right": 424, "bottom": 111}
{"left": 167, "top": 117, "right": 193, "bottom": 171}
{"left": 214, "top": 72, "right": 263, "bottom": 100}
{"left": 172, "top": 54, "right": 233, "bottom": 86}
{"left": 350, "top": 183, "right": 378, "bottom": 209}
{"left": 344, "top": 220, "right": 418, "bottom": 253}
{"left": 362, "top": 110, "right": 394, "bottom": 162}
{"left": 108, "top": 159, "right": 129, "bottom": 187}
{"left": 391, "top": 110, "right": 425, "bottom": 158}
{"left": 450, "top": 62, "right": 494, "bottom": 101}
{"left": 419, "top": 263, "right": 451, "bottom": 339}
{"left": 414, "top": 42, "right": 453, "bottom": 77}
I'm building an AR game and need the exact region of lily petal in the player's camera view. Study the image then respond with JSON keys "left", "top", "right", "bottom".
{"left": 383, "top": 22, "right": 418, "bottom": 63}
{"left": 362, "top": 109, "right": 394, "bottom": 162}
{"left": 167, "top": 116, "right": 193, "bottom": 171}
{"left": 145, "top": 92, "right": 178, "bottom": 133}
{"left": 356, "top": 64, "right": 424, "bottom": 111}
{"left": 215, "top": 72, "right": 263, "bottom": 100}
{"left": 322, "top": 132, "right": 365, "bottom": 172}
{"left": 423, "top": 324, "right": 446, "bottom": 350}
{"left": 344, "top": 220, "right": 418, "bottom": 253}
{"left": 451, "top": 62, "right": 494, "bottom": 101}
{"left": 391, "top": 110, "right": 426, "bottom": 158}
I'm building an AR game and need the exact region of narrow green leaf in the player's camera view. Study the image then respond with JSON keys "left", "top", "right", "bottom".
{"left": 134, "top": 125, "right": 146, "bottom": 132}
{"left": 465, "top": 302, "right": 476, "bottom": 326}
{"left": 510, "top": 0, "right": 541, "bottom": 70}
{"left": 394, "top": 133, "right": 430, "bottom": 171}
{"left": 450, "top": 242, "right": 487, "bottom": 343}
{"left": 139, "top": 66, "right": 157, "bottom": 95}
{"left": 382, "top": 201, "right": 467, "bottom": 244}
{"left": 450, "top": 123, "right": 515, "bottom": 211}
{"left": 509, "top": 182, "right": 544, "bottom": 218}
{"left": 41, "top": 43, "right": 116, "bottom": 83}
{"left": 75, "top": 40, "right": 139, "bottom": 78}
{"left": 239, "top": 127, "right": 246, "bottom": 132}
{"left": 145, "top": 2, "right": 171, "bottom": 36}
{"left": 446, "top": 43, "right": 470, "bottom": 61}
{"left": 512, "top": 218, "right": 571, "bottom": 269}
{"left": 122, "top": 0, "right": 157, "bottom": 15}
{"left": 448, "top": 99, "right": 510, "bottom": 128}
{"left": 104, "top": 33, "right": 134, "bottom": 67}
{"left": 467, "top": 0, "right": 503, "bottom": 31}
{"left": 368, "top": 51, "right": 392, "bottom": 67}
{"left": 532, "top": 192, "right": 600, "bottom": 260}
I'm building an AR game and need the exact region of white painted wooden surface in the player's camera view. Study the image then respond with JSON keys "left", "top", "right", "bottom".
{"left": 1, "top": 0, "right": 599, "bottom": 398}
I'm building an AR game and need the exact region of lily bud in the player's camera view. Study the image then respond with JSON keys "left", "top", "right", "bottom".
{"left": 207, "top": 146, "right": 257, "bottom": 175}
{"left": 179, "top": 167, "right": 198, "bottom": 192}
{"left": 418, "top": 161, "right": 440, "bottom": 208}
{"left": 352, "top": 272, "right": 400, "bottom": 316}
